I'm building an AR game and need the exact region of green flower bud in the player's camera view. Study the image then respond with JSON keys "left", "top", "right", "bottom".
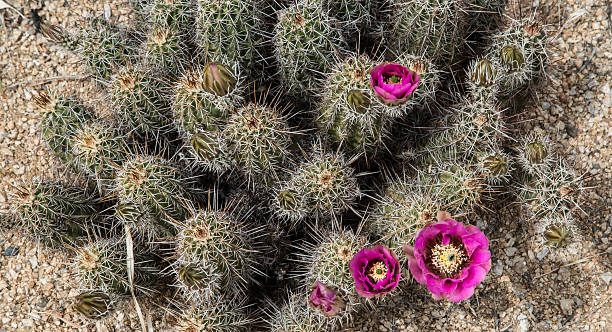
{"left": 190, "top": 133, "right": 218, "bottom": 160}
{"left": 525, "top": 141, "right": 548, "bottom": 164}
{"left": 202, "top": 62, "right": 237, "bottom": 96}
{"left": 470, "top": 58, "right": 496, "bottom": 87}
{"left": 500, "top": 45, "right": 525, "bottom": 71}
{"left": 178, "top": 264, "right": 208, "bottom": 289}
{"left": 278, "top": 189, "right": 299, "bottom": 211}
{"left": 347, "top": 89, "right": 370, "bottom": 114}
{"left": 73, "top": 291, "right": 111, "bottom": 320}
{"left": 483, "top": 154, "right": 509, "bottom": 177}
{"left": 544, "top": 225, "right": 571, "bottom": 247}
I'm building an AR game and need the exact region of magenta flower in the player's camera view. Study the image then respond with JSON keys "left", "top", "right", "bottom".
{"left": 403, "top": 218, "right": 491, "bottom": 302}
{"left": 349, "top": 245, "right": 401, "bottom": 298}
{"left": 308, "top": 281, "right": 345, "bottom": 317}
{"left": 370, "top": 63, "right": 420, "bottom": 106}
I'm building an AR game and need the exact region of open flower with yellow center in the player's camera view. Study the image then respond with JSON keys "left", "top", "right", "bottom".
{"left": 349, "top": 245, "right": 401, "bottom": 298}
{"left": 403, "top": 217, "right": 491, "bottom": 302}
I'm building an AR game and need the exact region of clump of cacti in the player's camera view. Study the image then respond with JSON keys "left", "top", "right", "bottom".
{"left": 25, "top": 0, "right": 591, "bottom": 329}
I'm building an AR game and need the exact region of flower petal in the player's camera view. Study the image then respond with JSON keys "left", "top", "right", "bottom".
{"left": 449, "top": 284, "right": 475, "bottom": 302}
{"left": 470, "top": 248, "right": 491, "bottom": 265}
{"left": 461, "top": 265, "right": 488, "bottom": 288}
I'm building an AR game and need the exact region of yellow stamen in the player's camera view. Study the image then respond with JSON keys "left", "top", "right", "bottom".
{"left": 368, "top": 261, "right": 388, "bottom": 282}
{"left": 431, "top": 242, "right": 466, "bottom": 276}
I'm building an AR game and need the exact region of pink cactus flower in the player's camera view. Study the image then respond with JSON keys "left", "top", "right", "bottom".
{"left": 308, "top": 281, "right": 345, "bottom": 317}
{"left": 370, "top": 63, "right": 420, "bottom": 106}
{"left": 349, "top": 245, "right": 401, "bottom": 298}
{"left": 403, "top": 217, "right": 491, "bottom": 302}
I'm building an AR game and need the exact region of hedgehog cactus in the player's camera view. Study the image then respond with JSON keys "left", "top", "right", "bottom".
{"left": 369, "top": 181, "right": 438, "bottom": 255}
{"left": 197, "top": 0, "right": 259, "bottom": 76}
{"left": 274, "top": 0, "right": 347, "bottom": 96}
{"left": 315, "top": 55, "right": 387, "bottom": 153}
{"left": 388, "top": 0, "right": 466, "bottom": 66}
{"left": 115, "top": 155, "right": 201, "bottom": 228}
{"left": 143, "top": 0, "right": 194, "bottom": 33}
{"left": 273, "top": 148, "right": 360, "bottom": 225}
{"left": 141, "top": 23, "right": 188, "bottom": 73}
{"left": 321, "top": 0, "right": 373, "bottom": 38}
{"left": 517, "top": 160, "right": 582, "bottom": 218}
{"left": 173, "top": 61, "right": 243, "bottom": 135}
{"left": 443, "top": 95, "right": 508, "bottom": 156}
{"left": 73, "top": 237, "right": 158, "bottom": 295}
{"left": 173, "top": 204, "right": 262, "bottom": 304}
{"left": 266, "top": 292, "right": 328, "bottom": 332}
{"left": 315, "top": 54, "right": 429, "bottom": 153}
{"left": 174, "top": 299, "right": 253, "bottom": 331}
{"left": 394, "top": 53, "right": 441, "bottom": 109}
{"left": 222, "top": 102, "right": 294, "bottom": 186}
{"left": 41, "top": 18, "right": 135, "bottom": 81}
{"left": 427, "top": 163, "right": 486, "bottom": 214}
{"left": 70, "top": 122, "right": 133, "bottom": 194}
{"left": 9, "top": 181, "right": 100, "bottom": 246}
{"left": 34, "top": 91, "right": 94, "bottom": 164}
{"left": 109, "top": 65, "right": 172, "bottom": 136}
{"left": 299, "top": 228, "right": 367, "bottom": 298}
{"left": 488, "top": 17, "right": 548, "bottom": 95}
{"left": 516, "top": 133, "right": 554, "bottom": 176}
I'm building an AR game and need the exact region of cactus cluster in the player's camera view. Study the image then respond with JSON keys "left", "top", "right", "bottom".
{"left": 14, "top": 0, "right": 588, "bottom": 329}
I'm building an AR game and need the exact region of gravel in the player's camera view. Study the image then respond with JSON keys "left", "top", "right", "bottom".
{"left": 0, "top": 0, "right": 610, "bottom": 331}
